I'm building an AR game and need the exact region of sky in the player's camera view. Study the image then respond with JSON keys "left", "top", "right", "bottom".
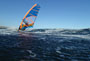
{"left": 0, "top": 0, "right": 90, "bottom": 29}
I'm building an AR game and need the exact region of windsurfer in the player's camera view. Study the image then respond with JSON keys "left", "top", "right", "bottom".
{"left": 18, "top": 4, "right": 40, "bottom": 31}
{"left": 18, "top": 22, "right": 34, "bottom": 31}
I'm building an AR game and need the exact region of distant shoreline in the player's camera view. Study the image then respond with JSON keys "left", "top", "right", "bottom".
{"left": 0, "top": 26, "right": 8, "bottom": 29}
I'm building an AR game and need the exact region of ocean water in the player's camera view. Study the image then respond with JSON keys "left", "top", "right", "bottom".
{"left": 0, "top": 29, "right": 90, "bottom": 61}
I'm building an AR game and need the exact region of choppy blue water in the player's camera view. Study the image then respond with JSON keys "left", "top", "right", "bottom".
{"left": 0, "top": 29, "right": 90, "bottom": 61}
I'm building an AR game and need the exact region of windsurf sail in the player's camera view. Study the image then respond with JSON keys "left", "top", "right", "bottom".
{"left": 18, "top": 4, "right": 40, "bottom": 31}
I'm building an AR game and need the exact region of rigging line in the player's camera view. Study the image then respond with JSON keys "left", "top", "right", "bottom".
{"left": 26, "top": 17, "right": 34, "bottom": 23}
